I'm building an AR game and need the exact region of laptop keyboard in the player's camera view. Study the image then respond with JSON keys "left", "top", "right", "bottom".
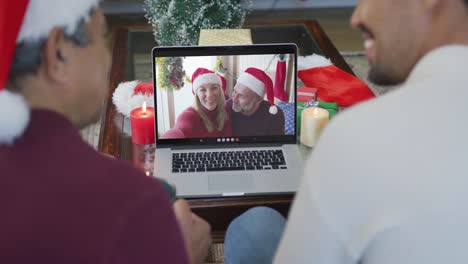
{"left": 172, "top": 149, "right": 287, "bottom": 173}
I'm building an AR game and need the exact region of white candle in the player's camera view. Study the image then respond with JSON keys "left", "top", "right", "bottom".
{"left": 300, "top": 107, "right": 330, "bottom": 147}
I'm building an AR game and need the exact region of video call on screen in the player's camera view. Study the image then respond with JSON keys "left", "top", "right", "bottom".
{"left": 155, "top": 54, "right": 296, "bottom": 140}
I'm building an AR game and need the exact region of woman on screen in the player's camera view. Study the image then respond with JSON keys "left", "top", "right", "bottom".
{"left": 161, "top": 68, "right": 232, "bottom": 139}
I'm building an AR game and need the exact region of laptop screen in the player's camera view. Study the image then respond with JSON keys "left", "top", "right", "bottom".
{"left": 152, "top": 44, "right": 297, "bottom": 147}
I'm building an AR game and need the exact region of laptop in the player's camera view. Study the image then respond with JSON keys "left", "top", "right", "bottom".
{"left": 152, "top": 44, "right": 302, "bottom": 198}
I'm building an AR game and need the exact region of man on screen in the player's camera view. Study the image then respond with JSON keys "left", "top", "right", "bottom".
{"left": 228, "top": 67, "right": 285, "bottom": 137}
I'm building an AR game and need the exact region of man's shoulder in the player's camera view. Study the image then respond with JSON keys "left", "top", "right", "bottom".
{"left": 34, "top": 132, "right": 164, "bottom": 200}
{"left": 258, "top": 101, "right": 284, "bottom": 113}
{"left": 94, "top": 156, "right": 164, "bottom": 195}
{"left": 1, "top": 138, "right": 169, "bottom": 216}
{"left": 323, "top": 91, "right": 405, "bottom": 141}
{"left": 64, "top": 154, "right": 170, "bottom": 222}
{"left": 55, "top": 144, "right": 163, "bottom": 197}
{"left": 309, "top": 89, "right": 414, "bottom": 192}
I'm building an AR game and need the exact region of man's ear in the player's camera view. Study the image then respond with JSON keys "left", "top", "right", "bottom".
{"left": 41, "top": 27, "right": 71, "bottom": 85}
{"left": 257, "top": 94, "right": 264, "bottom": 103}
{"left": 255, "top": 94, "right": 264, "bottom": 106}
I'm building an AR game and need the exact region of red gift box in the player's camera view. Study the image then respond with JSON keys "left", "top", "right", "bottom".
{"left": 297, "top": 86, "right": 318, "bottom": 102}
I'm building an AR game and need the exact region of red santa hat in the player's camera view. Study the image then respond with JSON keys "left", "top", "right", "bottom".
{"left": 191, "top": 67, "right": 226, "bottom": 95}
{"left": 113, "top": 81, "right": 155, "bottom": 117}
{"left": 0, "top": 0, "right": 100, "bottom": 144}
{"left": 236, "top": 67, "right": 278, "bottom": 115}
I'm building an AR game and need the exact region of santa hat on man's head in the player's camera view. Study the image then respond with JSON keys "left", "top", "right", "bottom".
{"left": 236, "top": 67, "right": 278, "bottom": 115}
{"left": 0, "top": 0, "right": 100, "bottom": 145}
{"left": 191, "top": 67, "right": 226, "bottom": 95}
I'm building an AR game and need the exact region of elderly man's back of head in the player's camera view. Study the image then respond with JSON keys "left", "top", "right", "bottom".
{"left": 0, "top": 1, "right": 195, "bottom": 263}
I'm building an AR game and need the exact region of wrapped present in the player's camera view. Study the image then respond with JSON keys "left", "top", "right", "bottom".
{"left": 317, "top": 101, "right": 338, "bottom": 111}
{"left": 297, "top": 86, "right": 318, "bottom": 102}
{"left": 198, "top": 29, "right": 253, "bottom": 46}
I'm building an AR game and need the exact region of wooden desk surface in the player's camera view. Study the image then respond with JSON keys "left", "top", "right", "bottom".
{"left": 99, "top": 20, "right": 352, "bottom": 242}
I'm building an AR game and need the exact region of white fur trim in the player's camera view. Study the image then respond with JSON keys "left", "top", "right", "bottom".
{"left": 269, "top": 105, "right": 278, "bottom": 115}
{"left": 17, "top": 0, "right": 100, "bottom": 43}
{"left": 112, "top": 81, "right": 154, "bottom": 117}
{"left": 237, "top": 72, "right": 265, "bottom": 97}
{"left": 298, "top": 54, "right": 333, "bottom": 70}
{"left": 193, "top": 73, "right": 221, "bottom": 91}
{"left": 0, "top": 90, "right": 30, "bottom": 145}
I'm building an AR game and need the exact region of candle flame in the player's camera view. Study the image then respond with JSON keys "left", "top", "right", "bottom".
{"left": 145, "top": 171, "right": 151, "bottom": 176}
{"left": 313, "top": 107, "right": 320, "bottom": 116}
{"left": 142, "top": 101, "right": 147, "bottom": 113}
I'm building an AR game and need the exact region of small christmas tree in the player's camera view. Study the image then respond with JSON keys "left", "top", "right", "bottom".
{"left": 144, "top": 0, "right": 252, "bottom": 46}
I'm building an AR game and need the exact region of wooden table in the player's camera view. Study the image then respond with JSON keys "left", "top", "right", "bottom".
{"left": 99, "top": 20, "right": 353, "bottom": 242}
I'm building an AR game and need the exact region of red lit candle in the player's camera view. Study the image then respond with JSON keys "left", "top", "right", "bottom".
{"left": 130, "top": 102, "right": 155, "bottom": 145}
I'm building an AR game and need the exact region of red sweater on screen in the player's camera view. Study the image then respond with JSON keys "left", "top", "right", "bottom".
{"left": 164, "top": 106, "right": 232, "bottom": 139}
{"left": 0, "top": 110, "right": 188, "bottom": 264}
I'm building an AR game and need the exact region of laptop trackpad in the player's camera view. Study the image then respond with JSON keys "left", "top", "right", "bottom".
{"left": 208, "top": 173, "right": 253, "bottom": 192}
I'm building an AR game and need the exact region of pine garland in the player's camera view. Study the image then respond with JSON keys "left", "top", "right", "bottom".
{"left": 143, "top": 0, "right": 252, "bottom": 46}
{"left": 156, "top": 57, "right": 186, "bottom": 90}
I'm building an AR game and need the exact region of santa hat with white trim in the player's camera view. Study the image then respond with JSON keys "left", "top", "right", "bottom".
{"left": 0, "top": 0, "right": 100, "bottom": 145}
{"left": 112, "top": 81, "right": 155, "bottom": 117}
{"left": 236, "top": 67, "right": 278, "bottom": 115}
{"left": 192, "top": 67, "right": 227, "bottom": 95}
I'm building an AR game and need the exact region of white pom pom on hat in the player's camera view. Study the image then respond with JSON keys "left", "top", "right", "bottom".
{"left": 236, "top": 67, "right": 278, "bottom": 115}
{"left": 269, "top": 105, "right": 278, "bottom": 115}
{"left": 0, "top": 0, "right": 100, "bottom": 145}
{"left": 298, "top": 54, "right": 333, "bottom": 71}
{"left": 0, "top": 90, "right": 30, "bottom": 145}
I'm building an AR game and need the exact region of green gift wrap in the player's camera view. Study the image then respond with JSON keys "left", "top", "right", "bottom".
{"left": 297, "top": 101, "right": 338, "bottom": 135}
{"left": 318, "top": 101, "right": 338, "bottom": 110}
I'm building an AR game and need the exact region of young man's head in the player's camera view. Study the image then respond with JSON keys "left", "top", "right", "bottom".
{"left": 351, "top": 0, "right": 468, "bottom": 85}
{"left": 7, "top": 0, "right": 110, "bottom": 129}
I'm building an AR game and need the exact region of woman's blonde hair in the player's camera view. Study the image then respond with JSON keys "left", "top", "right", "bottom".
{"left": 193, "top": 86, "right": 228, "bottom": 133}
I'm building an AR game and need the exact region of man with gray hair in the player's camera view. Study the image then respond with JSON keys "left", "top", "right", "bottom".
{"left": 224, "top": 0, "right": 468, "bottom": 263}
{"left": 0, "top": 1, "right": 210, "bottom": 263}
{"left": 228, "top": 67, "right": 285, "bottom": 136}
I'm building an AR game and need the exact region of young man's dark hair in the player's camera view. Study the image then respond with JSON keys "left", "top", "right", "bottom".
{"left": 9, "top": 13, "right": 90, "bottom": 85}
